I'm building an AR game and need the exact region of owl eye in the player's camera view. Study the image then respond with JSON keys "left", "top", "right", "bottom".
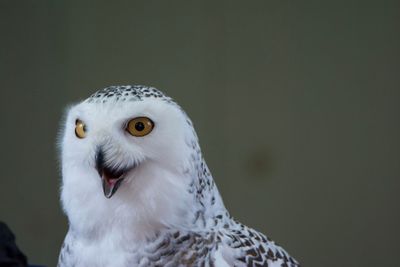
{"left": 126, "top": 117, "right": 154, "bottom": 137}
{"left": 75, "top": 119, "right": 87, "bottom": 139}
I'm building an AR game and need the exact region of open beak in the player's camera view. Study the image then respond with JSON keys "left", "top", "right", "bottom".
{"left": 95, "top": 148, "right": 135, "bottom": 198}
{"left": 99, "top": 166, "right": 126, "bottom": 198}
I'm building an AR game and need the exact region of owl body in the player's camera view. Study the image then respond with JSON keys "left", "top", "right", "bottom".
{"left": 58, "top": 86, "right": 299, "bottom": 267}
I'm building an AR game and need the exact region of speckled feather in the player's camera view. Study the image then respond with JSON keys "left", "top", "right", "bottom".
{"left": 58, "top": 85, "right": 299, "bottom": 267}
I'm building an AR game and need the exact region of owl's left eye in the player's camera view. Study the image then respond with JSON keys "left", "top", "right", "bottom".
{"left": 126, "top": 117, "right": 154, "bottom": 137}
{"left": 75, "top": 119, "right": 87, "bottom": 139}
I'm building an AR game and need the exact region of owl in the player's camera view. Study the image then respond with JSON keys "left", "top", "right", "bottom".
{"left": 58, "top": 85, "right": 299, "bottom": 267}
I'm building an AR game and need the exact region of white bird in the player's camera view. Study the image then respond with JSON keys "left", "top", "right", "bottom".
{"left": 58, "top": 85, "right": 299, "bottom": 267}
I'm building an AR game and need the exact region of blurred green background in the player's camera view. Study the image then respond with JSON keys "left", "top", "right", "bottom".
{"left": 0, "top": 1, "right": 399, "bottom": 266}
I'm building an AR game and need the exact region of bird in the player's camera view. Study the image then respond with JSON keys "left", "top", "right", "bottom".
{"left": 57, "top": 85, "right": 300, "bottom": 267}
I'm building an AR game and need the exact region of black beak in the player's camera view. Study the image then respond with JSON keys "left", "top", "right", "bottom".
{"left": 95, "top": 148, "right": 127, "bottom": 198}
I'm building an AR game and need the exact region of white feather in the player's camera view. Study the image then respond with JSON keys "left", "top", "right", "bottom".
{"left": 58, "top": 86, "right": 299, "bottom": 267}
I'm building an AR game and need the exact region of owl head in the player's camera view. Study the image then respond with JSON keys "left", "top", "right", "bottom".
{"left": 59, "top": 86, "right": 204, "bottom": 234}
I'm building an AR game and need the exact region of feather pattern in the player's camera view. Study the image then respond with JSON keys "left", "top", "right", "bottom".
{"left": 58, "top": 85, "right": 299, "bottom": 267}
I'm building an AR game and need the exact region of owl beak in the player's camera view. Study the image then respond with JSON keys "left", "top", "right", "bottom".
{"left": 95, "top": 148, "right": 127, "bottom": 198}
{"left": 100, "top": 168, "right": 125, "bottom": 198}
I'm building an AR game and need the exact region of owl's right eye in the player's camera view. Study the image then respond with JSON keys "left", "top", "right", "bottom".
{"left": 75, "top": 119, "right": 87, "bottom": 139}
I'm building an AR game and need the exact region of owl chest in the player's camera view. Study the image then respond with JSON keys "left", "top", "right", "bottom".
{"left": 60, "top": 234, "right": 218, "bottom": 267}
{"left": 59, "top": 238, "right": 137, "bottom": 267}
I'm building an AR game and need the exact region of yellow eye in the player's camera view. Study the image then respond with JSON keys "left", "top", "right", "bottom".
{"left": 127, "top": 117, "right": 154, "bottom": 137}
{"left": 75, "top": 119, "right": 86, "bottom": 139}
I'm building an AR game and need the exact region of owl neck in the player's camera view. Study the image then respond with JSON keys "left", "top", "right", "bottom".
{"left": 173, "top": 128, "right": 230, "bottom": 230}
{"left": 182, "top": 153, "right": 230, "bottom": 231}
{"left": 64, "top": 139, "right": 231, "bottom": 242}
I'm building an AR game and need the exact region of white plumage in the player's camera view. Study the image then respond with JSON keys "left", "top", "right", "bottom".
{"left": 58, "top": 85, "right": 299, "bottom": 267}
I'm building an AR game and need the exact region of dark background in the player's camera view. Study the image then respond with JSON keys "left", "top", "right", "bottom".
{"left": 1, "top": 1, "right": 399, "bottom": 266}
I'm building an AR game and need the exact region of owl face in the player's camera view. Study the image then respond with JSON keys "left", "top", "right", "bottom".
{"left": 61, "top": 95, "right": 193, "bottom": 201}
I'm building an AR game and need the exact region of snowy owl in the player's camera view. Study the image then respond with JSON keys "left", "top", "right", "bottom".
{"left": 58, "top": 85, "right": 299, "bottom": 267}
